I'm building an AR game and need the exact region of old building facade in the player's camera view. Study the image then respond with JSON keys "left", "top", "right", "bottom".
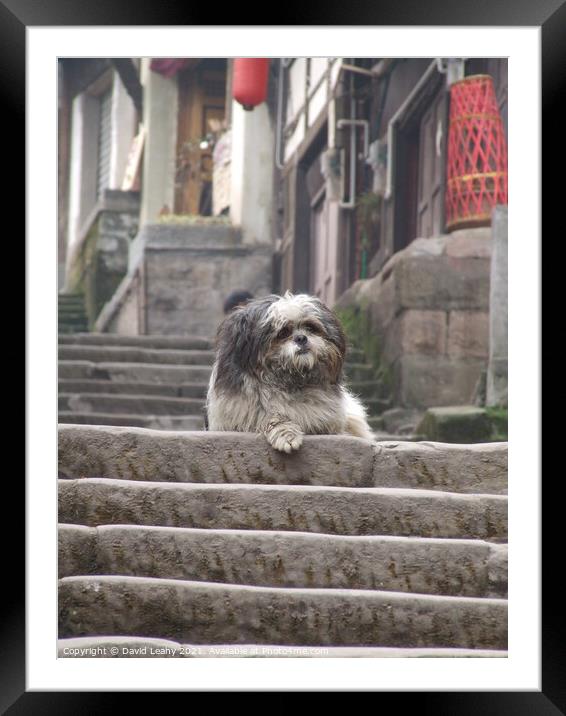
{"left": 59, "top": 56, "right": 508, "bottom": 414}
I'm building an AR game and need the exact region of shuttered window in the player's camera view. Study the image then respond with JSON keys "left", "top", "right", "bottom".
{"left": 96, "top": 88, "right": 112, "bottom": 199}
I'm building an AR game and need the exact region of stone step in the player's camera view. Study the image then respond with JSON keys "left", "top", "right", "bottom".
{"left": 59, "top": 324, "right": 89, "bottom": 334}
{"left": 58, "top": 426, "right": 508, "bottom": 494}
{"left": 58, "top": 413, "right": 204, "bottom": 430}
{"left": 58, "top": 379, "right": 208, "bottom": 399}
{"left": 342, "top": 363, "right": 375, "bottom": 382}
{"left": 345, "top": 347, "right": 364, "bottom": 363}
{"left": 363, "top": 397, "right": 392, "bottom": 416}
{"left": 57, "top": 357, "right": 373, "bottom": 385}
{"left": 59, "top": 524, "right": 507, "bottom": 598}
{"left": 58, "top": 295, "right": 86, "bottom": 305}
{"left": 347, "top": 380, "right": 389, "bottom": 399}
{"left": 58, "top": 479, "right": 507, "bottom": 541}
{"left": 140, "top": 221, "right": 242, "bottom": 249}
{"left": 368, "top": 415, "right": 385, "bottom": 429}
{"left": 58, "top": 333, "right": 212, "bottom": 350}
{"left": 58, "top": 310, "right": 88, "bottom": 320}
{"left": 374, "top": 432, "right": 426, "bottom": 442}
{"left": 57, "top": 636, "right": 508, "bottom": 658}
{"left": 59, "top": 361, "right": 213, "bottom": 383}
{"left": 58, "top": 345, "right": 215, "bottom": 366}
{"left": 58, "top": 575, "right": 508, "bottom": 649}
{"left": 59, "top": 393, "right": 204, "bottom": 416}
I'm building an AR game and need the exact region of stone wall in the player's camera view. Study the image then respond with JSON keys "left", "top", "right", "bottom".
{"left": 486, "top": 207, "right": 508, "bottom": 407}
{"left": 334, "top": 228, "right": 492, "bottom": 409}
{"left": 98, "top": 270, "right": 141, "bottom": 335}
{"left": 65, "top": 190, "right": 140, "bottom": 327}
{"left": 97, "top": 220, "right": 273, "bottom": 338}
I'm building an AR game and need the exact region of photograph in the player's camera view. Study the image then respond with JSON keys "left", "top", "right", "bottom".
{"left": 15, "top": 10, "right": 552, "bottom": 703}
{"left": 56, "top": 55, "right": 509, "bottom": 658}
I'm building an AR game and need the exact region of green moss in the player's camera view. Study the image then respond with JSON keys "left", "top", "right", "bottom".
{"left": 65, "top": 216, "right": 129, "bottom": 330}
{"left": 66, "top": 222, "right": 99, "bottom": 329}
{"left": 157, "top": 214, "right": 231, "bottom": 225}
{"left": 335, "top": 305, "right": 392, "bottom": 391}
{"left": 486, "top": 406, "right": 508, "bottom": 441}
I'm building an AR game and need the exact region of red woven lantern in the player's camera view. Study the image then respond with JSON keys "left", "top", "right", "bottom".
{"left": 232, "top": 59, "right": 270, "bottom": 111}
{"left": 445, "top": 74, "right": 508, "bottom": 232}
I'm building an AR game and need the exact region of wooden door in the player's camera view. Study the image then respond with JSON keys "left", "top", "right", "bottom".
{"left": 175, "top": 64, "right": 226, "bottom": 215}
{"left": 416, "top": 86, "right": 446, "bottom": 237}
{"left": 310, "top": 192, "right": 334, "bottom": 305}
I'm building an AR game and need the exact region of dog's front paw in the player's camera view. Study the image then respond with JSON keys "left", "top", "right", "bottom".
{"left": 265, "top": 421, "right": 304, "bottom": 453}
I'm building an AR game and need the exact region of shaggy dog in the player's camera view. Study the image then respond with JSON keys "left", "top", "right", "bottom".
{"left": 205, "top": 292, "right": 374, "bottom": 452}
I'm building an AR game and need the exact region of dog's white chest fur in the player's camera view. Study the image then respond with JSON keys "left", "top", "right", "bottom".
{"left": 207, "top": 368, "right": 347, "bottom": 435}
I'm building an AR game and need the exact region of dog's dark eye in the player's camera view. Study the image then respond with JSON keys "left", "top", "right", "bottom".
{"left": 303, "top": 322, "right": 321, "bottom": 335}
{"left": 277, "top": 325, "right": 292, "bottom": 340}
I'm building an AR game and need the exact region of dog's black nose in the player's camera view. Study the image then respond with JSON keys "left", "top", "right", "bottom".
{"left": 294, "top": 333, "right": 308, "bottom": 346}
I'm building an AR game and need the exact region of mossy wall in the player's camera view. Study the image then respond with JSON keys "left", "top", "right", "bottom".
{"left": 65, "top": 201, "right": 138, "bottom": 328}
{"left": 334, "top": 304, "right": 392, "bottom": 392}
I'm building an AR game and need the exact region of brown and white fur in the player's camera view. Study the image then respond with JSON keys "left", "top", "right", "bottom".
{"left": 206, "top": 292, "right": 374, "bottom": 452}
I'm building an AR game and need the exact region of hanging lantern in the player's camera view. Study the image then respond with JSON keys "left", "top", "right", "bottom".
{"left": 445, "top": 74, "right": 508, "bottom": 232}
{"left": 232, "top": 58, "right": 270, "bottom": 111}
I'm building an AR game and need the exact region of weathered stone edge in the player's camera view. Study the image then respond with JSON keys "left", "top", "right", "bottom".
{"left": 58, "top": 524, "right": 508, "bottom": 597}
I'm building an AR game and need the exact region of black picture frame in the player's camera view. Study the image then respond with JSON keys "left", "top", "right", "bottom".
{"left": 14, "top": 0, "right": 556, "bottom": 707}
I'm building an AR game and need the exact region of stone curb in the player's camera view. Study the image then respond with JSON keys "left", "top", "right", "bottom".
{"left": 58, "top": 425, "right": 507, "bottom": 494}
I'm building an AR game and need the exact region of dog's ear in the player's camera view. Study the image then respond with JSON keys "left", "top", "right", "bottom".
{"left": 316, "top": 301, "right": 347, "bottom": 357}
{"left": 214, "top": 296, "right": 277, "bottom": 392}
{"left": 311, "top": 299, "right": 346, "bottom": 384}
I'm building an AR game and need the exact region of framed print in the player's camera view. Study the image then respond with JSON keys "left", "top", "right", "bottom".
{"left": 13, "top": 0, "right": 558, "bottom": 706}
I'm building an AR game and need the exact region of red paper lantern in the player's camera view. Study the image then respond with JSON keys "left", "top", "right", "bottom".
{"left": 232, "top": 59, "right": 270, "bottom": 111}
{"left": 445, "top": 74, "right": 508, "bottom": 231}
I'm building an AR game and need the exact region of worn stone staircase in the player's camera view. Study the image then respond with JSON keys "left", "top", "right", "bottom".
{"left": 58, "top": 333, "right": 213, "bottom": 430}
{"left": 58, "top": 293, "right": 89, "bottom": 334}
{"left": 58, "top": 333, "right": 393, "bottom": 434}
{"left": 58, "top": 426, "right": 507, "bottom": 658}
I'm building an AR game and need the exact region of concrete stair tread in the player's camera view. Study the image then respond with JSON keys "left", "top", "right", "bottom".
{"left": 59, "top": 361, "right": 212, "bottom": 382}
{"left": 58, "top": 413, "right": 204, "bottom": 429}
{"left": 58, "top": 311, "right": 88, "bottom": 318}
{"left": 57, "top": 636, "right": 508, "bottom": 658}
{"left": 59, "top": 345, "right": 215, "bottom": 365}
{"left": 58, "top": 379, "right": 208, "bottom": 398}
{"left": 363, "top": 397, "right": 392, "bottom": 414}
{"left": 57, "top": 424, "right": 507, "bottom": 654}
{"left": 59, "top": 393, "right": 204, "bottom": 415}
{"left": 59, "top": 523, "right": 507, "bottom": 597}
{"left": 373, "top": 432, "right": 426, "bottom": 442}
{"left": 345, "top": 348, "right": 364, "bottom": 362}
{"left": 344, "top": 369, "right": 375, "bottom": 381}
{"left": 58, "top": 478, "right": 507, "bottom": 541}
{"left": 58, "top": 425, "right": 508, "bottom": 494}
{"left": 141, "top": 221, "right": 242, "bottom": 248}
{"left": 59, "top": 333, "right": 212, "bottom": 349}
{"left": 58, "top": 575, "right": 508, "bottom": 649}
{"left": 346, "top": 380, "right": 390, "bottom": 399}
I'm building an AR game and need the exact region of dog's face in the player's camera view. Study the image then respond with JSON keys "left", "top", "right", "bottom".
{"left": 214, "top": 292, "right": 347, "bottom": 393}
